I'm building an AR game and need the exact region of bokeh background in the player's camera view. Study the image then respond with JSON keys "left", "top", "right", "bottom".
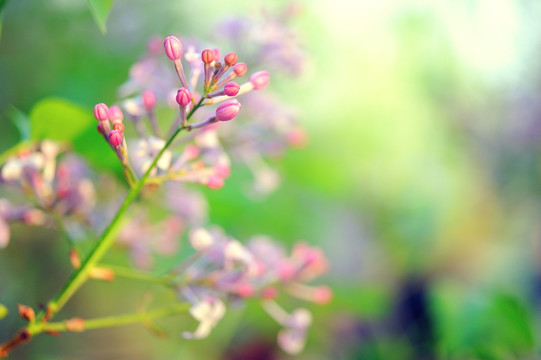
{"left": 2, "top": 0, "right": 541, "bottom": 359}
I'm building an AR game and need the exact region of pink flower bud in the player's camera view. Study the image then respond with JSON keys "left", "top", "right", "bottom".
{"left": 212, "top": 48, "right": 220, "bottom": 62}
{"left": 113, "top": 122, "right": 125, "bottom": 133}
{"left": 201, "top": 49, "right": 215, "bottom": 64}
{"left": 164, "top": 35, "right": 183, "bottom": 60}
{"left": 108, "top": 129, "right": 123, "bottom": 147}
{"left": 97, "top": 122, "right": 105, "bottom": 135}
{"left": 183, "top": 145, "right": 200, "bottom": 161}
{"left": 313, "top": 286, "right": 333, "bottom": 305}
{"left": 224, "top": 52, "right": 238, "bottom": 66}
{"left": 206, "top": 175, "right": 224, "bottom": 189}
{"left": 214, "top": 163, "right": 231, "bottom": 179}
{"left": 235, "top": 283, "right": 254, "bottom": 298}
{"left": 233, "top": 63, "right": 247, "bottom": 77}
{"left": 278, "top": 260, "right": 297, "bottom": 281}
{"left": 93, "top": 103, "right": 109, "bottom": 121}
{"left": 249, "top": 71, "right": 270, "bottom": 90}
{"left": 215, "top": 99, "right": 241, "bottom": 121}
{"left": 142, "top": 90, "right": 156, "bottom": 110}
{"left": 176, "top": 88, "right": 191, "bottom": 107}
{"left": 261, "top": 286, "right": 278, "bottom": 300}
{"left": 108, "top": 106, "right": 124, "bottom": 123}
{"left": 224, "top": 82, "right": 240, "bottom": 96}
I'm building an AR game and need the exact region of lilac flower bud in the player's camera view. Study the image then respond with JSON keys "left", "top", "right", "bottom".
{"left": 164, "top": 35, "right": 183, "bottom": 61}
{"left": 212, "top": 48, "right": 220, "bottom": 62}
{"left": 108, "top": 105, "right": 124, "bottom": 123}
{"left": 113, "top": 122, "right": 125, "bottom": 133}
{"left": 201, "top": 49, "right": 215, "bottom": 64}
{"left": 142, "top": 90, "right": 156, "bottom": 110}
{"left": 108, "top": 130, "right": 123, "bottom": 147}
{"left": 97, "top": 122, "right": 105, "bottom": 135}
{"left": 224, "top": 82, "right": 240, "bottom": 97}
{"left": 93, "top": 103, "right": 109, "bottom": 121}
{"left": 206, "top": 175, "right": 224, "bottom": 189}
{"left": 215, "top": 99, "right": 241, "bottom": 121}
{"left": 313, "top": 286, "right": 333, "bottom": 305}
{"left": 224, "top": 52, "right": 238, "bottom": 66}
{"left": 233, "top": 63, "right": 247, "bottom": 77}
{"left": 249, "top": 71, "right": 270, "bottom": 90}
{"left": 176, "top": 88, "right": 191, "bottom": 107}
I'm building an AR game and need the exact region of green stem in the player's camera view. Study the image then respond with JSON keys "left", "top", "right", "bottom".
{"left": 29, "top": 303, "right": 190, "bottom": 335}
{"left": 35, "top": 100, "right": 206, "bottom": 322}
{"left": 102, "top": 264, "right": 173, "bottom": 286}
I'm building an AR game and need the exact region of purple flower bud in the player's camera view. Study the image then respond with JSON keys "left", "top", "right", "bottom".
{"left": 224, "top": 52, "right": 238, "bottom": 66}
{"left": 215, "top": 99, "right": 241, "bottom": 121}
{"left": 97, "top": 122, "right": 105, "bottom": 135}
{"left": 164, "top": 35, "right": 183, "bottom": 61}
{"left": 176, "top": 88, "right": 191, "bottom": 107}
{"left": 108, "top": 129, "right": 123, "bottom": 147}
{"left": 108, "top": 106, "right": 124, "bottom": 123}
{"left": 233, "top": 63, "right": 247, "bottom": 77}
{"left": 224, "top": 82, "right": 240, "bottom": 96}
{"left": 201, "top": 49, "right": 215, "bottom": 64}
{"left": 93, "top": 103, "right": 109, "bottom": 121}
{"left": 249, "top": 71, "right": 270, "bottom": 90}
{"left": 142, "top": 90, "right": 156, "bottom": 110}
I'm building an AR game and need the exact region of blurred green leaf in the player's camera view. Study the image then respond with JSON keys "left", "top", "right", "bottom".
{"left": 30, "top": 98, "right": 93, "bottom": 142}
{"left": 10, "top": 107, "right": 30, "bottom": 141}
{"left": 86, "top": 0, "right": 114, "bottom": 35}
{"left": 0, "top": 303, "right": 7, "bottom": 320}
{"left": 0, "top": 0, "right": 8, "bottom": 41}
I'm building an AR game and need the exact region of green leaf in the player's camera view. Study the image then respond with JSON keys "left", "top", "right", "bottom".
{"left": 30, "top": 97, "right": 93, "bottom": 142}
{"left": 0, "top": 303, "right": 8, "bottom": 320}
{"left": 0, "top": 0, "right": 9, "bottom": 41}
{"left": 86, "top": 0, "right": 114, "bottom": 35}
{"left": 10, "top": 107, "right": 31, "bottom": 141}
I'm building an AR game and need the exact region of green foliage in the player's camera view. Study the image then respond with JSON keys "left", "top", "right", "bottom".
{"left": 0, "top": 303, "right": 7, "bottom": 320}
{"left": 431, "top": 283, "right": 537, "bottom": 358}
{"left": 30, "top": 98, "right": 93, "bottom": 142}
{"left": 0, "top": 0, "right": 8, "bottom": 40}
{"left": 86, "top": 0, "right": 114, "bottom": 34}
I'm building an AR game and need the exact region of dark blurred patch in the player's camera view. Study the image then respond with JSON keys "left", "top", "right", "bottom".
{"left": 391, "top": 277, "right": 434, "bottom": 360}
{"left": 223, "top": 331, "right": 277, "bottom": 360}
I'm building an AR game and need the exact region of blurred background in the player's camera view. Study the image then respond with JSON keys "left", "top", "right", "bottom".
{"left": 2, "top": 0, "right": 541, "bottom": 359}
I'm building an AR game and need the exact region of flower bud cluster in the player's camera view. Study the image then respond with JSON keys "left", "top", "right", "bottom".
{"left": 0, "top": 142, "right": 95, "bottom": 247}
{"left": 94, "top": 34, "right": 270, "bottom": 190}
{"left": 175, "top": 228, "right": 331, "bottom": 354}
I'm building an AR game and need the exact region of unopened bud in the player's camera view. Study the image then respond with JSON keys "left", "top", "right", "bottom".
{"left": 215, "top": 99, "right": 241, "bottom": 121}
{"left": 176, "top": 88, "right": 191, "bottom": 107}
{"left": 69, "top": 248, "right": 81, "bottom": 269}
{"left": 108, "top": 105, "right": 124, "bottom": 123}
{"left": 233, "top": 63, "right": 247, "bottom": 77}
{"left": 142, "top": 90, "right": 156, "bottom": 110}
{"left": 201, "top": 49, "right": 215, "bottom": 64}
{"left": 313, "top": 286, "right": 333, "bottom": 305}
{"left": 206, "top": 175, "right": 224, "bottom": 189}
{"left": 249, "top": 71, "right": 270, "bottom": 90}
{"left": 113, "top": 122, "right": 125, "bottom": 133}
{"left": 65, "top": 317, "right": 85, "bottom": 332}
{"left": 164, "top": 35, "right": 183, "bottom": 60}
{"left": 108, "top": 130, "right": 123, "bottom": 147}
{"left": 224, "top": 82, "right": 240, "bottom": 96}
{"left": 89, "top": 267, "right": 115, "bottom": 282}
{"left": 224, "top": 52, "right": 238, "bottom": 66}
{"left": 18, "top": 304, "right": 35, "bottom": 322}
{"left": 93, "top": 103, "right": 109, "bottom": 121}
